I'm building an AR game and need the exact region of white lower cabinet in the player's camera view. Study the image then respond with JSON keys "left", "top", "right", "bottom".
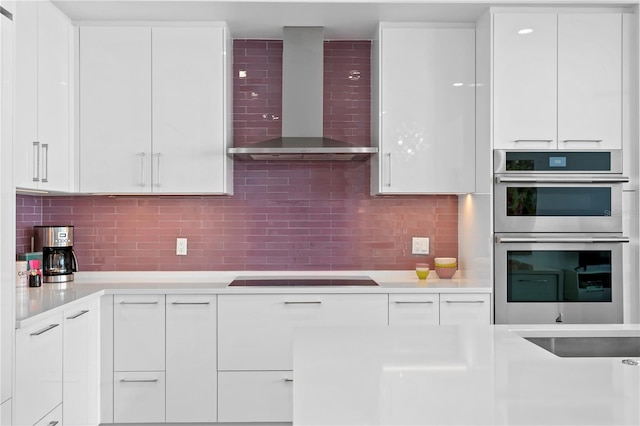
{"left": 14, "top": 313, "right": 63, "bottom": 426}
{"left": 166, "top": 295, "right": 217, "bottom": 423}
{"left": 1, "top": 399, "right": 11, "bottom": 426}
{"left": 218, "top": 371, "right": 294, "bottom": 423}
{"left": 63, "top": 300, "right": 99, "bottom": 426}
{"left": 439, "top": 293, "right": 491, "bottom": 325}
{"left": 217, "top": 293, "right": 388, "bottom": 422}
{"left": 114, "top": 371, "right": 165, "bottom": 424}
{"left": 389, "top": 294, "right": 440, "bottom": 325}
{"left": 34, "top": 403, "right": 62, "bottom": 426}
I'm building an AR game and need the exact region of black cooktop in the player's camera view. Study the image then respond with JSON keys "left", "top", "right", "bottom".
{"left": 228, "top": 277, "right": 379, "bottom": 287}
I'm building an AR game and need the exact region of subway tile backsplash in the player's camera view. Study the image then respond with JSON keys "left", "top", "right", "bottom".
{"left": 15, "top": 40, "right": 458, "bottom": 271}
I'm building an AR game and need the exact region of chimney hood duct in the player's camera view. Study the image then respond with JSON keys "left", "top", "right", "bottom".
{"left": 228, "top": 27, "right": 378, "bottom": 161}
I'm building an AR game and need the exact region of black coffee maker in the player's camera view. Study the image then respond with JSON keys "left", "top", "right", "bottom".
{"left": 34, "top": 225, "right": 78, "bottom": 283}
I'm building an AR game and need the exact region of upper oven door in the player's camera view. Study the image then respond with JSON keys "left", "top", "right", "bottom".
{"left": 494, "top": 174, "right": 626, "bottom": 233}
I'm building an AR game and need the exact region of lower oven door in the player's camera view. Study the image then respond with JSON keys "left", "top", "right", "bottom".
{"left": 494, "top": 234, "right": 628, "bottom": 324}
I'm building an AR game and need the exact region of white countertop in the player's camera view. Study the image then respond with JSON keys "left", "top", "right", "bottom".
{"left": 293, "top": 324, "right": 640, "bottom": 425}
{"left": 15, "top": 270, "right": 491, "bottom": 328}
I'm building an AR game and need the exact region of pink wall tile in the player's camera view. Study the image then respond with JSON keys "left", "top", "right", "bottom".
{"left": 15, "top": 39, "right": 458, "bottom": 271}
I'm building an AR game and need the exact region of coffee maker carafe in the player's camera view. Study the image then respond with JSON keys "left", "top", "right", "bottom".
{"left": 34, "top": 226, "right": 78, "bottom": 283}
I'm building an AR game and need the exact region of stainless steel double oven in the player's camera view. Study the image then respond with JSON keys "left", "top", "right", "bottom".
{"left": 494, "top": 150, "right": 629, "bottom": 324}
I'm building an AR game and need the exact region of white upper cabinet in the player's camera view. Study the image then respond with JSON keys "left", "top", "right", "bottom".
{"left": 493, "top": 12, "right": 622, "bottom": 150}
{"left": 14, "top": 0, "right": 71, "bottom": 191}
{"left": 79, "top": 26, "right": 152, "bottom": 193}
{"left": 557, "top": 13, "right": 622, "bottom": 150}
{"left": 372, "top": 25, "right": 475, "bottom": 194}
{"left": 79, "top": 24, "right": 232, "bottom": 194}
{"left": 493, "top": 13, "right": 557, "bottom": 150}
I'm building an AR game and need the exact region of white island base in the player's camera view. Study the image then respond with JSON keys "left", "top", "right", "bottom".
{"left": 293, "top": 325, "right": 640, "bottom": 425}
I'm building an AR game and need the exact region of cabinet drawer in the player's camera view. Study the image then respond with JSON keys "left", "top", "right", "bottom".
{"left": 114, "top": 371, "right": 165, "bottom": 423}
{"left": 389, "top": 294, "right": 440, "bottom": 325}
{"left": 14, "top": 313, "right": 63, "bottom": 426}
{"left": 218, "top": 371, "right": 293, "bottom": 423}
{"left": 218, "top": 294, "right": 388, "bottom": 370}
{"left": 440, "top": 293, "right": 491, "bottom": 325}
{"left": 114, "top": 294, "right": 165, "bottom": 371}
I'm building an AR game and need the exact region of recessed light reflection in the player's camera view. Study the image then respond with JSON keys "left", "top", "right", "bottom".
{"left": 452, "top": 83, "right": 464, "bottom": 87}
{"left": 518, "top": 28, "right": 534, "bottom": 35}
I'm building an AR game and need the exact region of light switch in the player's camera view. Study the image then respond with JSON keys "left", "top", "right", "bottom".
{"left": 411, "top": 237, "right": 429, "bottom": 255}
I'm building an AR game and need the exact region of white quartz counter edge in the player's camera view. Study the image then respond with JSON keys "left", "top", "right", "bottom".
{"left": 15, "top": 270, "right": 491, "bottom": 328}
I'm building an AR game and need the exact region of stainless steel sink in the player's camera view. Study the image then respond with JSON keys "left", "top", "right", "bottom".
{"left": 525, "top": 336, "right": 640, "bottom": 358}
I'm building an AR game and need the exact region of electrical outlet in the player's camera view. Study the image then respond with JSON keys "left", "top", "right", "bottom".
{"left": 411, "top": 237, "right": 429, "bottom": 255}
{"left": 176, "top": 238, "right": 188, "bottom": 256}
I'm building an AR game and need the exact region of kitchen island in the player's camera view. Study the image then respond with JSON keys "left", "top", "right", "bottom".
{"left": 293, "top": 324, "right": 640, "bottom": 425}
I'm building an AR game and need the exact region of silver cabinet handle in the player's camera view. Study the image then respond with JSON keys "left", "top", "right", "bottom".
{"left": 495, "top": 176, "right": 629, "bottom": 184}
{"left": 120, "top": 378, "right": 159, "bottom": 383}
{"left": 119, "top": 301, "right": 159, "bottom": 305}
{"left": 138, "top": 152, "right": 146, "bottom": 187}
{"left": 154, "top": 152, "right": 161, "bottom": 188}
{"left": 32, "top": 141, "right": 40, "bottom": 182}
{"left": 66, "top": 310, "right": 89, "bottom": 320}
{"left": 284, "top": 301, "right": 322, "bottom": 305}
{"left": 562, "top": 139, "right": 602, "bottom": 143}
{"left": 171, "top": 302, "right": 210, "bottom": 305}
{"left": 48, "top": 422, "right": 59, "bottom": 426}
{"left": 445, "top": 300, "right": 485, "bottom": 304}
{"left": 1, "top": 6, "right": 14, "bottom": 20}
{"left": 496, "top": 236, "right": 630, "bottom": 244}
{"left": 514, "top": 139, "right": 554, "bottom": 143}
{"left": 30, "top": 323, "right": 60, "bottom": 336}
{"left": 394, "top": 300, "right": 435, "bottom": 304}
{"left": 284, "top": 378, "right": 294, "bottom": 382}
{"left": 41, "top": 143, "right": 49, "bottom": 183}
{"left": 385, "top": 153, "right": 392, "bottom": 187}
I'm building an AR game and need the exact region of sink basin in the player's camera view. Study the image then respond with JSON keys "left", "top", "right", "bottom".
{"left": 525, "top": 336, "right": 640, "bottom": 358}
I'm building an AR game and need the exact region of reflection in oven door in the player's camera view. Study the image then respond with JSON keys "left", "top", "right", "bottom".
{"left": 494, "top": 234, "right": 627, "bottom": 324}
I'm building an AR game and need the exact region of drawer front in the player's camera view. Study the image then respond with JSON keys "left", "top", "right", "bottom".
{"left": 218, "top": 371, "right": 293, "bottom": 423}
{"left": 218, "top": 294, "right": 388, "bottom": 370}
{"left": 14, "top": 313, "right": 63, "bottom": 426}
{"left": 114, "top": 371, "right": 165, "bottom": 423}
{"left": 389, "top": 294, "right": 440, "bottom": 325}
{"left": 114, "top": 294, "right": 165, "bottom": 371}
{"left": 440, "top": 293, "right": 491, "bottom": 325}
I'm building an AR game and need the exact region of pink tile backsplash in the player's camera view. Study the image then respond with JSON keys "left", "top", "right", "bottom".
{"left": 15, "top": 39, "right": 458, "bottom": 271}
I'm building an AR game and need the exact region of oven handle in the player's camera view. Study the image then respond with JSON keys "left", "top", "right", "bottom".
{"left": 495, "top": 176, "right": 629, "bottom": 184}
{"left": 496, "top": 236, "right": 630, "bottom": 244}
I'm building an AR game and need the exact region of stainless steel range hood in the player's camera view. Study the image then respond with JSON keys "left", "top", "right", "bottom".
{"left": 228, "top": 27, "right": 377, "bottom": 161}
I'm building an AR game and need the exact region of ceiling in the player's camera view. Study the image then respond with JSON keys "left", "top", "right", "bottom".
{"left": 52, "top": 0, "right": 636, "bottom": 40}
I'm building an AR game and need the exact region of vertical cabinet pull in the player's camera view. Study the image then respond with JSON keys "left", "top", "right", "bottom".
{"left": 385, "top": 153, "right": 392, "bottom": 187}
{"left": 138, "top": 152, "right": 146, "bottom": 187}
{"left": 30, "top": 323, "right": 60, "bottom": 336}
{"left": 154, "top": 152, "right": 161, "bottom": 188}
{"left": 41, "top": 143, "right": 49, "bottom": 183}
{"left": 32, "top": 141, "right": 40, "bottom": 182}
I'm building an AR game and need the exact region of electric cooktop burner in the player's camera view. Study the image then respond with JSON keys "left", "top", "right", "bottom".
{"left": 228, "top": 277, "right": 379, "bottom": 287}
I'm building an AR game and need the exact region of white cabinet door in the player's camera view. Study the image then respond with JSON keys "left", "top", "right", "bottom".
{"left": 557, "top": 14, "right": 622, "bottom": 150}
{"left": 113, "top": 294, "right": 165, "bottom": 371}
{"left": 0, "top": 399, "right": 10, "bottom": 426}
{"left": 166, "top": 295, "right": 217, "bottom": 423}
{"left": 14, "top": 0, "right": 70, "bottom": 191}
{"left": 152, "top": 27, "right": 230, "bottom": 194}
{"left": 439, "top": 293, "right": 491, "bottom": 325}
{"left": 493, "top": 13, "right": 557, "bottom": 150}
{"left": 389, "top": 294, "right": 440, "bottom": 325}
{"left": 14, "top": 313, "right": 63, "bottom": 426}
{"left": 218, "top": 294, "right": 388, "bottom": 371}
{"left": 218, "top": 371, "right": 294, "bottom": 423}
{"left": 374, "top": 26, "right": 475, "bottom": 194}
{"left": 79, "top": 26, "right": 152, "bottom": 193}
{"left": 114, "top": 371, "right": 165, "bottom": 424}
{"left": 63, "top": 299, "right": 99, "bottom": 426}
{"left": 34, "top": 403, "right": 62, "bottom": 426}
